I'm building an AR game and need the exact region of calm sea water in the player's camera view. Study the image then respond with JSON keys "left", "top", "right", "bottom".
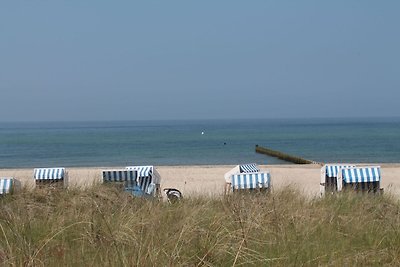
{"left": 0, "top": 118, "right": 399, "bottom": 168}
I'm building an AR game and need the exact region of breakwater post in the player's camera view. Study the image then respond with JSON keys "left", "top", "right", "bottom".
{"left": 255, "top": 145, "right": 318, "bottom": 164}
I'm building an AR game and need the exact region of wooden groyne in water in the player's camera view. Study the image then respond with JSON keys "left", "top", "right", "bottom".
{"left": 255, "top": 145, "right": 318, "bottom": 164}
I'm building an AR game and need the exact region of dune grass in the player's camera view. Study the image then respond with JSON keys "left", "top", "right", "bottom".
{"left": 1, "top": 185, "right": 400, "bottom": 266}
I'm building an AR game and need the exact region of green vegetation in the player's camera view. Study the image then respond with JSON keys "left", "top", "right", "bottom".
{"left": 255, "top": 145, "right": 315, "bottom": 164}
{"left": 1, "top": 186, "right": 400, "bottom": 266}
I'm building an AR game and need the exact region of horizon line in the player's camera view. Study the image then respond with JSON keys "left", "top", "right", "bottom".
{"left": 0, "top": 115, "right": 400, "bottom": 124}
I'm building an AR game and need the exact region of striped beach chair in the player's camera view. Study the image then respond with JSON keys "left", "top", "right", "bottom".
{"left": 102, "top": 169, "right": 137, "bottom": 192}
{"left": 320, "top": 164, "right": 355, "bottom": 195}
{"left": 126, "top": 166, "right": 161, "bottom": 197}
{"left": 0, "top": 177, "right": 17, "bottom": 195}
{"left": 337, "top": 166, "right": 382, "bottom": 193}
{"left": 224, "top": 163, "right": 271, "bottom": 193}
{"left": 231, "top": 172, "right": 271, "bottom": 192}
{"left": 34, "top": 167, "right": 67, "bottom": 188}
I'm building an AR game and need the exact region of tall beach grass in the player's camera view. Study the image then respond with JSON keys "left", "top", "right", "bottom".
{"left": 1, "top": 185, "right": 400, "bottom": 266}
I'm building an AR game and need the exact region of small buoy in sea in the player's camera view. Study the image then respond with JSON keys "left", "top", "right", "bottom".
{"left": 201, "top": 131, "right": 204, "bottom": 135}
{"left": 224, "top": 142, "right": 226, "bottom": 145}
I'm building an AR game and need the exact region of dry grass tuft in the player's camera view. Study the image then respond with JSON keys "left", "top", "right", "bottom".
{"left": 1, "top": 185, "right": 400, "bottom": 266}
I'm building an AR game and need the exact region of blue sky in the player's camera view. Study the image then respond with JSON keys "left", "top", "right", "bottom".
{"left": 1, "top": 1, "right": 399, "bottom": 121}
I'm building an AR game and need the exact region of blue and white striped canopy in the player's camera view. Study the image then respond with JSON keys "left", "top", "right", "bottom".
{"left": 231, "top": 172, "right": 270, "bottom": 190}
{"left": 126, "top": 166, "right": 153, "bottom": 178}
{"left": 126, "top": 166, "right": 155, "bottom": 193}
{"left": 239, "top": 163, "right": 260, "bottom": 173}
{"left": 0, "top": 178, "right": 13, "bottom": 195}
{"left": 102, "top": 170, "right": 137, "bottom": 182}
{"left": 325, "top": 165, "right": 355, "bottom": 178}
{"left": 34, "top": 168, "right": 65, "bottom": 180}
{"left": 341, "top": 167, "right": 381, "bottom": 183}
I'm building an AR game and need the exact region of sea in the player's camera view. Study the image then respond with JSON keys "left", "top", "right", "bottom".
{"left": 0, "top": 118, "right": 399, "bottom": 168}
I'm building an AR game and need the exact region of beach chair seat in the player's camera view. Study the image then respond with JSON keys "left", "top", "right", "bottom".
{"left": 102, "top": 169, "right": 160, "bottom": 198}
{"left": 126, "top": 166, "right": 161, "bottom": 198}
{"left": 125, "top": 185, "right": 148, "bottom": 197}
{"left": 342, "top": 181, "right": 380, "bottom": 193}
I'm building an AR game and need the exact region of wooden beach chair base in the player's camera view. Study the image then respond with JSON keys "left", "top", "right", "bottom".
{"left": 343, "top": 181, "right": 381, "bottom": 194}
{"left": 232, "top": 187, "right": 270, "bottom": 194}
{"left": 36, "top": 180, "right": 65, "bottom": 189}
{"left": 324, "top": 176, "right": 338, "bottom": 193}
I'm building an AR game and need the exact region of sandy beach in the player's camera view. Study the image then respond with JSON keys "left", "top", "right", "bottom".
{"left": 1, "top": 164, "right": 400, "bottom": 197}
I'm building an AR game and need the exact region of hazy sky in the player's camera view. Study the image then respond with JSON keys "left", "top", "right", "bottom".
{"left": 1, "top": 1, "right": 399, "bottom": 121}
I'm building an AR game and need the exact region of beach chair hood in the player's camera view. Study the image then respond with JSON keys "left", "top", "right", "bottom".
{"left": 337, "top": 166, "right": 381, "bottom": 191}
{"left": 34, "top": 168, "right": 65, "bottom": 180}
{"left": 126, "top": 166, "right": 161, "bottom": 195}
{"left": 321, "top": 164, "right": 356, "bottom": 184}
{"left": 224, "top": 163, "right": 260, "bottom": 182}
{"left": 102, "top": 169, "right": 137, "bottom": 182}
{"left": 231, "top": 172, "right": 271, "bottom": 190}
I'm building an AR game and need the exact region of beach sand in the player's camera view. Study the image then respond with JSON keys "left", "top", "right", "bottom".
{"left": 1, "top": 164, "right": 400, "bottom": 198}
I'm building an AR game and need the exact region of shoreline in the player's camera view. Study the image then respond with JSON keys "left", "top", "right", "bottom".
{"left": 2, "top": 162, "right": 400, "bottom": 170}
{"left": 1, "top": 163, "right": 400, "bottom": 197}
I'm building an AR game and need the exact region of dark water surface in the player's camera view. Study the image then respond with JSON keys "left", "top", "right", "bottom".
{"left": 0, "top": 118, "right": 399, "bottom": 168}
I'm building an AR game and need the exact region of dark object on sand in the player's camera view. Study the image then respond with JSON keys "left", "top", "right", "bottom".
{"left": 164, "top": 188, "right": 183, "bottom": 203}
